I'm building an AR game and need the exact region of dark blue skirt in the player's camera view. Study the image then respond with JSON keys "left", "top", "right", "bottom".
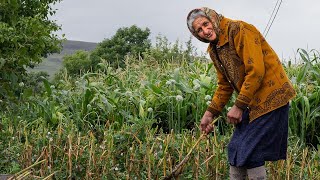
{"left": 228, "top": 103, "right": 289, "bottom": 168}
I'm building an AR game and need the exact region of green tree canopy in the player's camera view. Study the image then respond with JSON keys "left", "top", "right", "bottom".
{"left": 0, "top": 0, "right": 62, "bottom": 98}
{"left": 62, "top": 50, "right": 91, "bottom": 76}
{"left": 90, "top": 25, "right": 151, "bottom": 68}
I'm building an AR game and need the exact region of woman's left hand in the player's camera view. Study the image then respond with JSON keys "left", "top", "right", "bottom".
{"left": 227, "top": 105, "right": 243, "bottom": 124}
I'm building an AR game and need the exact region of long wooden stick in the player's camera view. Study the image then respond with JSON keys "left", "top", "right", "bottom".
{"left": 163, "top": 116, "right": 221, "bottom": 180}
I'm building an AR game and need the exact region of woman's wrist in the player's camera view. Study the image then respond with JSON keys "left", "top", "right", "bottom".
{"left": 204, "top": 110, "right": 214, "bottom": 117}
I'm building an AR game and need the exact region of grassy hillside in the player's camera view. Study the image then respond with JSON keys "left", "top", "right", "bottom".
{"left": 29, "top": 40, "right": 97, "bottom": 77}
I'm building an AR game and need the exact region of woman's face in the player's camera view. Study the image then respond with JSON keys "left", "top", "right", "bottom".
{"left": 192, "top": 16, "right": 217, "bottom": 42}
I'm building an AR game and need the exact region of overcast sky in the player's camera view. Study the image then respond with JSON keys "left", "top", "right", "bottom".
{"left": 53, "top": 0, "right": 320, "bottom": 61}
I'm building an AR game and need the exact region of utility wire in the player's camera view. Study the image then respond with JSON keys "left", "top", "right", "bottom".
{"left": 265, "top": 0, "right": 283, "bottom": 37}
{"left": 264, "top": 0, "right": 282, "bottom": 37}
{"left": 263, "top": 0, "right": 280, "bottom": 36}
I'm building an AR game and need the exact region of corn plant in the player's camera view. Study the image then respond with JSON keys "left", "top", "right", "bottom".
{"left": 289, "top": 49, "right": 320, "bottom": 146}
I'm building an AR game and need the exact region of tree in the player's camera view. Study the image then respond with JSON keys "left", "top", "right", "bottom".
{"left": 62, "top": 50, "right": 91, "bottom": 76}
{"left": 0, "top": 0, "right": 63, "bottom": 99}
{"left": 90, "top": 25, "right": 151, "bottom": 68}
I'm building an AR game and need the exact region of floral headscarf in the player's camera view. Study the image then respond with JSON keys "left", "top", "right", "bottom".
{"left": 186, "top": 7, "right": 224, "bottom": 43}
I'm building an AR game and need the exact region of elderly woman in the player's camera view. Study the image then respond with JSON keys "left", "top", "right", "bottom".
{"left": 187, "top": 7, "right": 296, "bottom": 180}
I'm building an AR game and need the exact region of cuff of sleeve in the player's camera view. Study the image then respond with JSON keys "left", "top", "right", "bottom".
{"left": 234, "top": 99, "right": 249, "bottom": 111}
{"left": 206, "top": 106, "right": 220, "bottom": 117}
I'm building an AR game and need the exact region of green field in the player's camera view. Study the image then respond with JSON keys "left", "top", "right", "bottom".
{"left": 1, "top": 49, "right": 320, "bottom": 179}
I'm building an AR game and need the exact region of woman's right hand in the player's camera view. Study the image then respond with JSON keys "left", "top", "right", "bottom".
{"left": 200, "top": 111, "right": 214, "bottom": 134}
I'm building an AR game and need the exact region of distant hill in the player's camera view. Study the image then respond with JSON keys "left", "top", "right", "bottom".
{"left": 29, "top": 40, "right": 98, "bottom": 77}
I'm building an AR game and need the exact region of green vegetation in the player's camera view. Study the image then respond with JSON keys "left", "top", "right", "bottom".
{"left": 0, "top": 0, "right": 62, "bottom": 99}
{"left": 62, "top": 50, "right": 91, "bottom": 76}
{"left": 287, "top": 49, "right": 320, "bottom": 146}
{"left": 1, "top": 47, "right": 320, "bottom": 179}
{"left": 90, "top": 25, "right": 151, "bottom": 69}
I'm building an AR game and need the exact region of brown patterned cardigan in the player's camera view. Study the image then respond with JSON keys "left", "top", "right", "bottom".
{"left": 206, "top": 17, "right": 296, "bottom": 122}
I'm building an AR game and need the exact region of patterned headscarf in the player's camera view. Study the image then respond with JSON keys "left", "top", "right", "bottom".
{"left": 187, "top": 7, "right": 224, "bottom": 43}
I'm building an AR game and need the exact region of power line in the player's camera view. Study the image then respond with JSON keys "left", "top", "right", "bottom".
{"left": 263, "top": 0, "right": 283, "bottom": 37}
{"left": 265, "top": 0, "right": 283, "bottom": 37}
{"left": 263, "top": 0, "right": 280, "bottom": 36}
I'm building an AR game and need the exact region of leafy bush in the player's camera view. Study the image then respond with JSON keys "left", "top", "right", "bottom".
{"left": 62, "top": 50, "right": 91, "bottom": 76}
